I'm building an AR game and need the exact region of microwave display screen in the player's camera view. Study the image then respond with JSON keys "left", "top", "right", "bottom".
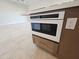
{"left": 31, "top": 23, "right": 57, "bottom": 36}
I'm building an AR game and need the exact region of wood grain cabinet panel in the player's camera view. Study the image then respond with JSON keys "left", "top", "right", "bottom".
{"left": 58, "top": 7, "right": 79, "bottom": 59}
{"left": 32, "top": 35, "right": 59, "bottom": 56}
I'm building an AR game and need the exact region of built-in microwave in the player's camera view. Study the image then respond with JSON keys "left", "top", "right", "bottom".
{"left": 30, "top": 11, "right": 65, "bottom": 43}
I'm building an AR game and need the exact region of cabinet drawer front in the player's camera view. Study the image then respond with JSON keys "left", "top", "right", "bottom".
{"left": 32, "top": 35, "right": 58, "bottom": 55}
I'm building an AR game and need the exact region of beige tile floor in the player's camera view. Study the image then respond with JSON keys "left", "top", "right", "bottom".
{"left": 0, "top": 23, "right": 57, "bottom": 59}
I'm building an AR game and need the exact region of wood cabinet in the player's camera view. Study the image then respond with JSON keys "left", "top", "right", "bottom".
{"left": 32, "top": 35, "right": 59, "bottom": 56}
{"left": 58, "top": 7, "right": 79, "bottom": 59}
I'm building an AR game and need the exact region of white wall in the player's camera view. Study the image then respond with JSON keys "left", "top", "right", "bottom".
{"left": 0, "top": 0, "right": 28, "bottom": 25}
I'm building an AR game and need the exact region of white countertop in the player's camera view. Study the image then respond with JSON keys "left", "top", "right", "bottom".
{"left": 28, "top": 0, "right": 79, "bottom": 14}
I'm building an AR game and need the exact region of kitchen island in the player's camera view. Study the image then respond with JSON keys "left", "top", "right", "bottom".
{"left": 30, "top": 6, "right": 79, "bottom": 59}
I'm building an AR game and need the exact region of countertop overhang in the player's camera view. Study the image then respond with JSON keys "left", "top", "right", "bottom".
{"left": 28, "top": 0, "right": 79, "bottom": 14}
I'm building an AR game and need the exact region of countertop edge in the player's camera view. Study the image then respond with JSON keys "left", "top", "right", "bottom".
{"left": 28, "top": 1, "right": 79, "bottom": 14}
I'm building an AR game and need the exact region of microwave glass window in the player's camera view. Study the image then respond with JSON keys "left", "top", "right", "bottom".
{"left": 41, "top": 24, "right": 51, "bottom": 33}
{"left": 31, "top": 23, "right": 57, "bottom": 36}
{"left": 32, "top": 23, "right": 41, "bottom": 31}
{"left": 41, "top": 24, "right": 57, "bottom": 36}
